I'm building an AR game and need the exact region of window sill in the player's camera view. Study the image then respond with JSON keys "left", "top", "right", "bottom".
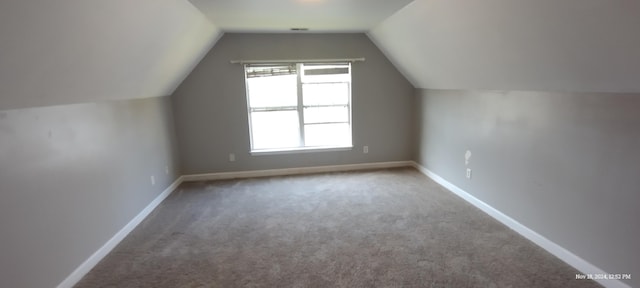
{"left": 250, "top": 146, "right": 353, "bottom": 156}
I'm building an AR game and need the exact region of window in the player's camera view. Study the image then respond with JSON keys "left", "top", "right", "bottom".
{"left": 245, "top": 63, "right": 352, "bottom": 153}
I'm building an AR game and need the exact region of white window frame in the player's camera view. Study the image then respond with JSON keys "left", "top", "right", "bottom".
{"left": 244, "top": 62, "right": 353, "bottom": 154}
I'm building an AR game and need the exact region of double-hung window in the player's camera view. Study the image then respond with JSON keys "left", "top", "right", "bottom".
{"left": 245, "top": 62, "right": 352, "bottom": 153}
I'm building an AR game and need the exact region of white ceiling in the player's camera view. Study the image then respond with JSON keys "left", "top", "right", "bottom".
{"left": 369, "top": 0, "right": 640, "bottom": 93}
{"left": 0, "top": 0, "right": 221, "bottom": 111}
{"left": 3, "top": 0, "right": 640, "bottom": 111}
{"left": 189, "top": 0, "right": 414, "bottom": 32}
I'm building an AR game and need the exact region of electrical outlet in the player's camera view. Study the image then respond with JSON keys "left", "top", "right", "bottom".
{"left": 466, "top": 168, "right": 472, "bottom": 179}
{"left": 150, "top": 175, "right": 156, "bottom": 186}
{"left": 165, "top": 166, "right": 169, "bottom": 175}
{"left": 363, "top": 146, "right": 369, "bottom": 154}
{"left": 229, "top": 153, "right": 236, "bottom": 162}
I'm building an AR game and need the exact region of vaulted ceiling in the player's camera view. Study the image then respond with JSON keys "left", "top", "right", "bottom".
{"left": 1, "top": 0, "right": 639, "bottom": 110}
{"left": 369, "top": 0, "right": 640, "bottom": 93}
{"left": 0, "top": 0, "right": 221, "bottom": 110}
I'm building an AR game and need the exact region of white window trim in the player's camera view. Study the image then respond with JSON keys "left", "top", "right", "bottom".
{"left": 245, "top": 62, "right": 353, "bottom": 154}
{"left": 250, "top": 146, "right": 353, "bottom": 156}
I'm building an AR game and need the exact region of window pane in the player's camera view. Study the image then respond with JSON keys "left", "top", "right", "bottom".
{"left": 246, "top": 74, "right": 297, "bottom": 108}
{"left": 304, "top": 123, "right": 351, "bottom": 147}
{"left": 246, "top": 65, "right": 296, "bottom": 78}
{"left": 302, "top": 83, "right": 349, "bottom": 106}
{"left": 304, "top": 106, "right": 349, "bottom": 124}
{"left": 301, "top": 64, "right": 350, "bottom": 83}
{"left": 251, "top": 111, "right": 300, "bottom": 150}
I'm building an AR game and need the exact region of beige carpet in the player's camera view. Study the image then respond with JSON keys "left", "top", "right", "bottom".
{"left": 75, "top": 168, "right": 601, "bottom": 287}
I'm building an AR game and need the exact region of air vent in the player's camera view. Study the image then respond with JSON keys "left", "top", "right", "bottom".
{"left": 290, "top": 28, "right": 309, "bottom": 31}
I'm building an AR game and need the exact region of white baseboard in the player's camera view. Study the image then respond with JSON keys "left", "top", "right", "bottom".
{"left": 61, "top": 161, "right": 628, "bottom": 288}
{"left": 410, "top": 162, "right": 631, "bottom": 288}
{"left": 56, "top": 176, "right": 184, "bottom": 288}
{"left": 182, "top": 161, "right": 414, "bottom": 182}
{"left": 57, "top": 161, "right": 413, "bottom": 288}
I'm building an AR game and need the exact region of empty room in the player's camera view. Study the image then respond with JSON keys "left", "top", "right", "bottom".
{"left": 0, "top": 0, "right": 638, "bottom": 287}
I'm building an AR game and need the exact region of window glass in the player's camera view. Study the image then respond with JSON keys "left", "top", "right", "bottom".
{"left": 247, "top": 74, "right": 297, "bottom": 108}
{"left": 302, "top": 83, "right": 349, "bottom": 106}
{"left": 301, "top": 64, "right": 350, "bottom": 83}
{"left": 304, "top": 123, "right": 351, "bottom": 147}
{"left": 303, "top": 106, "right": 349, "bottom": 124}
{"left": 250, "top": 111, "right": 300, "bottom": 150}
{"left": 245, "top": 63, "right": 352, "bottom": 152}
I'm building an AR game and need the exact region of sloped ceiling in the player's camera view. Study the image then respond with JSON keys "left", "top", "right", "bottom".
{"left": 4, "top": 0, "right": 639, "bottom": 111}
{"left": 0, "top": 0, "right": 221, "bottom": 111}
{"left": 369, "top": 0, "right": 640, "bottom": 93}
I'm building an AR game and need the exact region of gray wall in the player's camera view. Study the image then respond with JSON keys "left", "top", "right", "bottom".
{"left": 0, "top": 96, "right": 180, "bottom": 288}
{"left": 416, "top": 89, "right": 639, "bottom": 287}
{"left": 172, "top": 33, "right": 415, "bottom": 174}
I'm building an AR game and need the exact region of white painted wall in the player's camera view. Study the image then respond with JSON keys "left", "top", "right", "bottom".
{"left": 0, "top": 0, "right": 221, "bottom": 110}
{"left": 369, "top": 0, "right": 640, "bottom": 93}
